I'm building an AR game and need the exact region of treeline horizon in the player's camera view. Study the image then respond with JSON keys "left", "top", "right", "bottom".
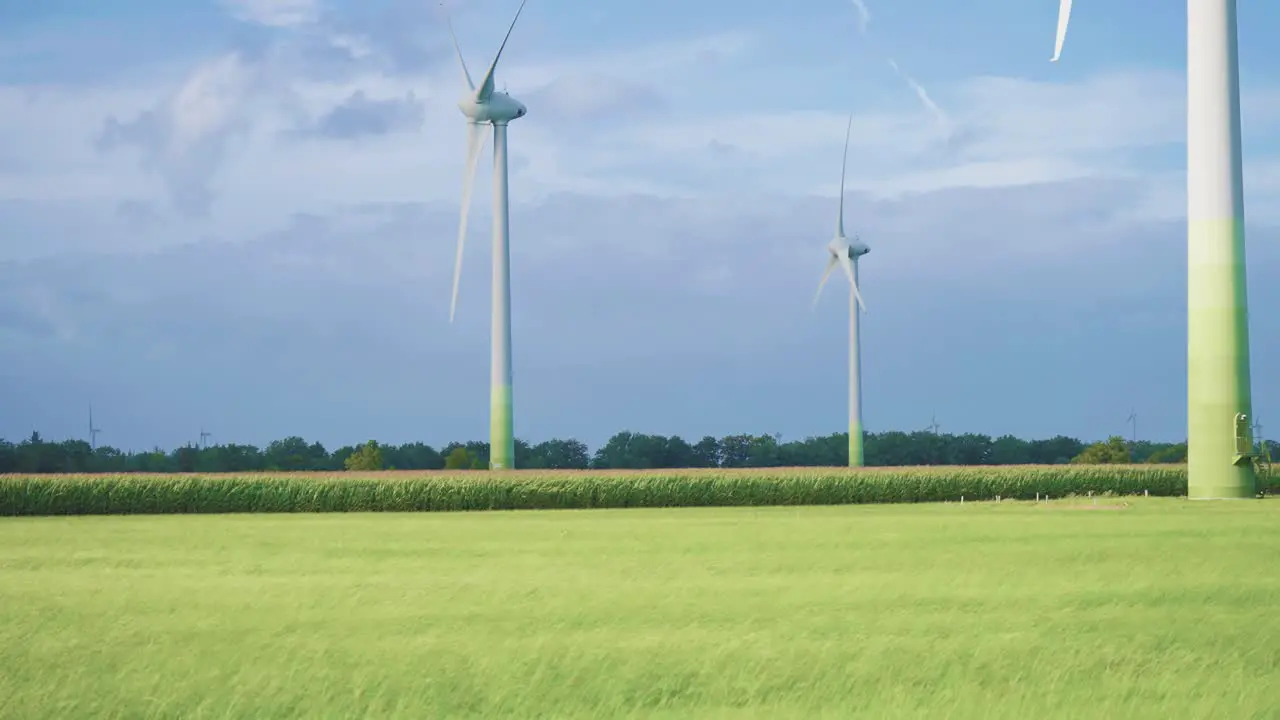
{"left": 1, "top": 428, "right": 1248, "bottom": 474}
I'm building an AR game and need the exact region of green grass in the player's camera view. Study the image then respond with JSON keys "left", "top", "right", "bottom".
{"left": 3, "top": 498, "right": 1280, "bottom": 718}
{"left": 0, "top": 465, "right": 1194, "bottom": 516}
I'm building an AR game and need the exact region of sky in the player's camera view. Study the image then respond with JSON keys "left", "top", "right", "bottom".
{"left": 2, "top": 0, "right": 1280, "bottom": 453}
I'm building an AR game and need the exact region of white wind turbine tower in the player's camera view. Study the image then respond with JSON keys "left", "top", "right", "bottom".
{"left": 1051, "top": 1, "right": 1258, "bottom": 499}
{"left": 813, "top": 113, "right": 870, "bottom": 468}
{"left": 446, "top": 0, "right": 530, "bottom": 470}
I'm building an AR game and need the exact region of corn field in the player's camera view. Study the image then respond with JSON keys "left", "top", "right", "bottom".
{"left": 0, "top": 464, "right": 1212, "bottom": 516}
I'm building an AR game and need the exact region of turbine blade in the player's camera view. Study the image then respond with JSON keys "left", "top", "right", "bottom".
{"left": 839, "top": 254, "right": 866, "bottom": 312}
{"left": 1051, "top": 0, "right": 1072, "bottom": 62}
{"left": 837, "top": 111, "right": 853, "bottom": 236}
{"left": 450, "top": 122, "right": 490, "bottom": 323}
{"left": 445, "top": 9, "right": 475, "bottom": 90}
{"left": 474, "top": 0, "right": 528, "bottom": 102}
{"left": 812, "top": 255, "right": 839, "bottom": 309}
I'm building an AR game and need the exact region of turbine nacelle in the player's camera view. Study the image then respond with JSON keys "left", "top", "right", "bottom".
{"left": 458, "top": 91, "right": 527, "bottom": 124}
{"left": 829, "top": 236, "right": 870, "bottom": 259}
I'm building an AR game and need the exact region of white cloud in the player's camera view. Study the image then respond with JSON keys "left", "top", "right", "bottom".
{"left": 220, "top": 0, "right": 320, "bottom": 28}
{"left": 870, "top": 157, "right": 1101, "bottom": 198}
{"left": 3, "top": 2, "right": 1280, "bottom": 266}
{"left": 95, "top": 52, "right": 264, "bottom": 215}
{"left": 1119, "top": 159, "right": 1280, "bottom": 227}
{"left": 496, "top": 31, "right": 755, "bottom": 98}
{"left": 0, "top": 79, "right": 160, "bottom": 203}
{"left": 947, "top": 71, "right": 1185, "bottom": 157}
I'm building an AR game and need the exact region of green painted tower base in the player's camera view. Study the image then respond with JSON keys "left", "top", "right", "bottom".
{"left": 1186, "top": 218, "right": 1257, "bottom": 500}
{"left": 1185, "top": 223, "right": 1256, "bottom": 500}
{"left": 848, "top": 425, "right": 863, "bottom": 468}
{"left": 489, "top": 384, "right": 514, "bottom": 470}
{"left": 1186, "top": 470, "right": 1256, "bottom": 500}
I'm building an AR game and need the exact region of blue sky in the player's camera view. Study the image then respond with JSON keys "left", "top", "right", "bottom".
{"left": 2, "top": 0, "right": 1280, "bottom": 452}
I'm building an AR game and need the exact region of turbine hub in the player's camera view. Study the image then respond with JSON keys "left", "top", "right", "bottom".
{"left": 458, "top": 91, "right": 527, "bottom": 124}
{"left": 827, "top": 236, "right": 869, "bottom": 259}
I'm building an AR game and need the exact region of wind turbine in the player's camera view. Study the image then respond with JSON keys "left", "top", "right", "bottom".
{"left": 1051, "top": 1, "right": 1257, "bottom": 499}
{"left": 200, "top": 427, "right": 212, "bottom": 450}
{"left": 446, "top": 0, "right": 529, "bottom": 470}
{"left": 813, "top": 113, "right": 869, "bottom": 468}
{"left": 928, "top": 414, "right": 941, "bottom": 436}
{"left": 1127, "top": 409, "right": 1138, "bottom": 446}
{"left": 88, "top": 405, "right": 102, "bottom": 450}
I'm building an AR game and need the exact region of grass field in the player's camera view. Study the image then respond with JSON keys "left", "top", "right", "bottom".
{"left": 3, "top": 497, "right": 1279, "bottom": 718}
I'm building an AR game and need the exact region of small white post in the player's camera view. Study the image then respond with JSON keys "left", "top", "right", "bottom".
{"left": 960, "top": 495, "right": 964, "bottom": 504}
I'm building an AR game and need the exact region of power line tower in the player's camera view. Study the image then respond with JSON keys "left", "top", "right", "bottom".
{"left": 1253, "top": 419, "right": 1271, "bottom": 494}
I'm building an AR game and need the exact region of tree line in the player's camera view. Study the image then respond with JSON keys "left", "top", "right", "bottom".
{"left": 0, "top": 428, "right": 1233, "bottom": 474}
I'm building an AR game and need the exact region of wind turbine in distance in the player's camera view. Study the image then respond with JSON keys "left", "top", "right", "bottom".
{"left": 445, "top": 0, "right": 529, "bottom": 470}
{"left": 1051, "top": 0, "right": 1258, "bottom": 499}
{"left": 813, "top": 112, "right": 870, "bottom": 468}
{"left": 200, "top": 427, "right": 212, "bottom": 450}
{"left": 88, "top": 405, "right": 102, "bottom": 450}
{"left": 1127, "top": 409, "right": 1138, "bottom": 446}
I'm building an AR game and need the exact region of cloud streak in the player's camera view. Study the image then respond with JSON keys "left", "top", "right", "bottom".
{"left": 848, "top": 0, "right": 952, "bottom": 139}
{"left": 849, "top": 0, "right": 871, "bottom": 34}
{"left": 887, "top": 58, "right": 950, "bottom": 133}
